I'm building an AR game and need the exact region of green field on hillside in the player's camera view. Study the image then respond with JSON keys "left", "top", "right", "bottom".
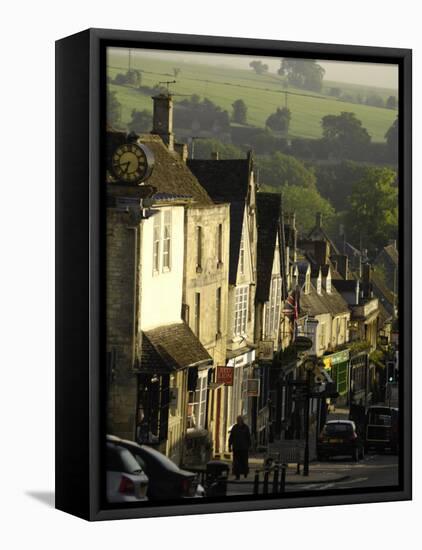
{"left": 107, "top": 50, "right": 397, "bottom": 142}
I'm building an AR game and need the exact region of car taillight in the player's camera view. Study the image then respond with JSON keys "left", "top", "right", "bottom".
{"left": 119, "top": 475, "right": 135, "bottom": 494}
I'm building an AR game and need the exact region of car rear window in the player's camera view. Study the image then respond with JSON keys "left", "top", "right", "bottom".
{"left": 107, "top": 443, "right": 142, "bottom": 473}
{"left": 137, "top": 445, "right": 181, "bottom": 473}
{"left": 368, "top": 410, "right": 392, "bottom": 426}
{"left": 324, "top": 423, "right": 353, "bottom": 435}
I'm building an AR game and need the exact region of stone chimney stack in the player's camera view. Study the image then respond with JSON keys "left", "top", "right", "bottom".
{"left": 151, "top": 94, "right": 174, "bottom": 150}
{"left": 335, "top": 254, "right": 349, "bottom": 280}
{"left": 174, "top": 142, "right": 188, "bottom": 162}
{"left": 362, "top": 263, "right": 373, "bottom": 299}
{"left": 314, "top": 240, "right": 330, "bottom": 267}
{"left": 316, "top": 212, "right": 323, "bottom": 229}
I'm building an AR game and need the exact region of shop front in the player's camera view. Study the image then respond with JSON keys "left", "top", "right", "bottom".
{"left": 323, "top": 349, "right": 350, "bottom": 407}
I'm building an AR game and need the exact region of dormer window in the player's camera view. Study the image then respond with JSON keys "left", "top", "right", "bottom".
{"left": 326, "top": 272, "right": 332, "bottom": 294}
{"left": 317, "top": 274, "right": 322, "bottom": 295}
{"left": 304, "top": 270, "right": 311, "bottom": 294}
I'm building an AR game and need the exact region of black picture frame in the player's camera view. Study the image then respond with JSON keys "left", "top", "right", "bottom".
{"left": 56, "top": 28, "right": 412, "bottom": 521}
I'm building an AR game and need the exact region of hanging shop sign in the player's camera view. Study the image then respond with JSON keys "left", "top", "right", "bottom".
{"left": 216, "top": 366, "right": 234, "bottom": 386}
{"left": 245, "top": 378, "right": 260, "bottom": 397}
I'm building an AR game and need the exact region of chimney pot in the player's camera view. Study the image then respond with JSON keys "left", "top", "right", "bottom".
{"left": 151, "top": 94, "right": 174, "bottom": 150}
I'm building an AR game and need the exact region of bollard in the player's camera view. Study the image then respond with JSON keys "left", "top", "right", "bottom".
{"left": 272, "top": 465, "right": 279, "bottom": 493}
{"left": 253, "top": 471, "right": 259, "bottom": 495}
{"left": 280, "top": 464, "right": 287, "bottom": 493}
{"left": 263, "top": 469, "right": 269, "bottom": 494}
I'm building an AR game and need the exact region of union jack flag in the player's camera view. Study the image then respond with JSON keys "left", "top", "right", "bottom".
{"left": 283, "top": 289, "right": 299, "bottom": 320}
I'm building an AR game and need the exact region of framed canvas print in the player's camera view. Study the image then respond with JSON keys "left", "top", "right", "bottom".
{"left": 55, "top": 28, "right": 412, "bottom": 521}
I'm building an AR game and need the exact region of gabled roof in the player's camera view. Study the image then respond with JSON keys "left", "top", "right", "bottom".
{"left": 300, "top": 284, "right": 350, "bottom": 317}
{"left": 106, "top": 131, "right": 213, "bottom": 206}
{"left": 308, "top": 225, "right": 339, "bottom": 255}
{"left": 255, "top": 193, "right": 282, "bottom": 303}
{"left": 187, "top": 158, "right": 252, "bottom": 284}
{"left": 141, "top": 323, "right": 212, "bottom": 373}
{"left": 187, "top": 158, "right": 251, "bottom": 202}
{"left": 378, "top": 244, "right": 399, "bottom": 266}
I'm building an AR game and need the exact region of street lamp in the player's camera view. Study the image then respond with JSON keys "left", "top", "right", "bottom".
{"left": 303, "top": 359, "right": 315, "bottom": 477}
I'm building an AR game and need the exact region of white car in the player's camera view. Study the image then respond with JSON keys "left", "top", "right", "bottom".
{"left": 106, "top": 439, "right": 149, "bottom": 503}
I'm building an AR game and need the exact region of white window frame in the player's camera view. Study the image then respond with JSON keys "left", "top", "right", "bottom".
{"left": 234, "top": 285, "right": 248, "bottom": 336}
{"left": 194, "top": 370, "right": 208, "bottom": 428}
{"left": 153, "top": 212, "right": 161, "bottom": 274}
{"left": 264, "top": 277, "right": 281, "bottom": 337}
{"left": 162, "top": 210, "right": 172, "bottom": 272}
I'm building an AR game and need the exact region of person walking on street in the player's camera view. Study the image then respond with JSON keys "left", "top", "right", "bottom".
{"left": 229, "top": 415, "right": 251, "bottom": 480}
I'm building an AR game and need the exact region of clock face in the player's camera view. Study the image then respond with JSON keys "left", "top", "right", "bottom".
{"left": 112, "top": 142, "right": 148, "bottom": 184}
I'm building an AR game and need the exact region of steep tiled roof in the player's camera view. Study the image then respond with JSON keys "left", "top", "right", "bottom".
{"left": 106, "top": 131, "right": 213, "bottom": 206}
{"left": 187, "top": 158, "right": 252, "bottom": 285}
{"left": 141, "top": 323, "right": 212, "bottom": 373}
{"left": 256, "top": 193, "right": 282, "bottom": 303}
{"left": 300, "top": 284, "right": 350, "bottom": 317}
{"left": 187, "top": 159, "right": 250, "bottom": 202}
{"left": 379, "top": 244, "right": 399, "bottom": 266}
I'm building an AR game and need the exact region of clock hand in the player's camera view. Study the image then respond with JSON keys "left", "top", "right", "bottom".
{"left": 121, "top": 161, "right": 131, "bottom": 173}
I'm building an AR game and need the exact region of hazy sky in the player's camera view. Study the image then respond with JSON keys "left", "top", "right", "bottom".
{"left": 110, "top": 48, "right": 398, "bottom": 91}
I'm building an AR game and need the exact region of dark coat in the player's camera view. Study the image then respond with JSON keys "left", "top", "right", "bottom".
{"left": 229, "top": 423, "right": 251, "bottom": 451}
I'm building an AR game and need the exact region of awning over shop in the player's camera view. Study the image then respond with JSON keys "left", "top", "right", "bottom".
{"left": 141, "top": 323, "right": 212, "bottom": 374}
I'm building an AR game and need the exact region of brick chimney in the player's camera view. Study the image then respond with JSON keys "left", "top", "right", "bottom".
{"left": 151, "top": 94, "right": 174, "bottom": 150}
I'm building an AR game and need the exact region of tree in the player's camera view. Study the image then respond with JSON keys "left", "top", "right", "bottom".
{"left": 232, "top": 99, "right": 248, "bottom": 124}
{"left": 107, "top": 90, "right": 121, "bottom": 128}
{"left": 257, "top": 152, "right": 316, "bottom": 189}
{"left": 385, "top": 116, "right": 398, "bottom": 161}
{"left": 280, "top": 185, "right": 336, "bottom": 234}
{"left": 126, "top": 69, "right": 142, "bottom": 86}
{"left": 321, "top": 112, "right": 371, "bottom": 159}
{"left": 114, "top": 72, "right": 128, "bottom": 85}
{"left": 328, "top": 87, "right": 342, "bottom": 97}
{"left": 345, "top": 167, "right": 398, "bottom": 254}
{"left": 190, "top": 138, "right": 243, "bottom": 159}
{"left": 265, "top": 107, "right": 291, "bottom": 133}
{"left": 278, "top": 58, "right": 325, "bottom": 92}
{"left": 249, "top": 60, "right": 269, "bottom": 75}
{"left": 386, "top": 95, "right": 397, "bottom": 110}
{"left": 128, "top": 109, "right": 152, "bottom": 133}
{"left": 365, "top": 93, "right": 384, "bottom": 108}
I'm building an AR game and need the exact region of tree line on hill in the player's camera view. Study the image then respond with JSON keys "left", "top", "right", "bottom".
{"left": 107, "top": 87, "right": 398, "bottom": 256}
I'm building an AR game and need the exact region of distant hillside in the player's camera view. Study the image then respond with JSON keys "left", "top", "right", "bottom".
{"left": 107, "top": 50, "right": 397, "bottom": 142}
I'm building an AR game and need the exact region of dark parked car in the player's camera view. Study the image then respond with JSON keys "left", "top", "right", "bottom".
{"left": 365, "top": 406, "right": 399, "bottom": 454}
{"left": 317, "top": 420, "right": 364, "bottom": 462}
{"left": 107, "top": 435, "right": 202, "bottom": 500}
{"left": 106, "top": 439, "right": 149, "bottom": 503}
